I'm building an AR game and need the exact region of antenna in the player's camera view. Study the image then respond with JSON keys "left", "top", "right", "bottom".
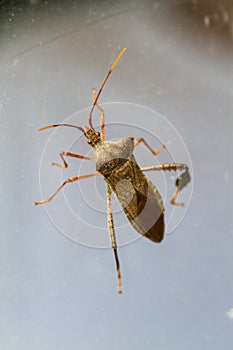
{"left": 38, "top": 123, "right": 85, "bottom": 134}
{"left": 88, "top": 48, "right": 126, "bottom": 129}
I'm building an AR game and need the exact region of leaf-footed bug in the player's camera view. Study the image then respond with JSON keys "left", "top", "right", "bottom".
{"left": 35, "top": 48, "right": 191, "bottom": 293}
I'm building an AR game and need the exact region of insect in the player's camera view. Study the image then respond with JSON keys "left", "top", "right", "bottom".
{"left": 35, "top": 48, "right": 190, "bottom": 293}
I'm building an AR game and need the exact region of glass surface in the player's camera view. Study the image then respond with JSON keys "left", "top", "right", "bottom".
{"left": 1, "top": 1, "right": 233, "bottom": 349}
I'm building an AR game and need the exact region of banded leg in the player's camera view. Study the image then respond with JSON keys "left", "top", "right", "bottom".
{"left": 34, "top": 172, "right": 100, "bottom": 206}
{"left": 141, "top": 163, "right": 190, "bottom": 206}
{"left": 52, "top": 151, "right": 94, "bottom": 169}
{"left": 92, "top": 88, "right": 105, "bottom": 141}
{"left": 107, "top": 189, "right": 122, "bottom": 294}
{"left": 134, "top": 138, "right": 166, "bottom": 156}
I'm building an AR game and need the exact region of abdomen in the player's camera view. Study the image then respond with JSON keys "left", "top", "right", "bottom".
{"left": 104, "top": 157, "right": 164, "bottom": 243}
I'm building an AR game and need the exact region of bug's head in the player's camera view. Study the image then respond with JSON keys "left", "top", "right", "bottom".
{"left": 83, "top": 126, "right": 101, "bottom": 147}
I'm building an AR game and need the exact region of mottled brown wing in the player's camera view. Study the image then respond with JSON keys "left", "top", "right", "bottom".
{"left": 104, "top": 156, "right": 164, "bottom": 243}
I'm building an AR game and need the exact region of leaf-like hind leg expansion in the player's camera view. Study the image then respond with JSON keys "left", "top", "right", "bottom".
{"left": 92, "top": 88, "right": 105, "bottom": 141}
{"left": 134, "top": 138, "right": 166, "bottom": 156}
{"left": 34, "top": 172, "right": 100, "bottom": 206}
{"left": 52, "top": 151, "right": 94, "bottom": 168}
{"left": 107, "top": 189, "right": 122, "bottom": 294}
{"left": 141, "top": 163, "right": 190, "bottom": 206}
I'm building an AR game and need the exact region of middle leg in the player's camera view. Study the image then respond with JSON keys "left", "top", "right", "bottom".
{"left": 134, "top": 138, "right": 166, "bottom": 156}
{"left": 34, "top": 172, "right": 100, "bottom": 206}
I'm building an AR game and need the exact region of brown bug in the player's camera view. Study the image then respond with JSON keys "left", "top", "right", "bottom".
{"left": 35, "top": 48, "right": 190, "bottom": 293}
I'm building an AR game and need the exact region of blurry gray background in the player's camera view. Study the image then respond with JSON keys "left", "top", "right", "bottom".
{"left": 1, "top": 0, "right": 233, "bottom": 349}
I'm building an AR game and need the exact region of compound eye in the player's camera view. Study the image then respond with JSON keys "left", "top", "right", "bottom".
{"left": 96, "top": 132, "right": 100, "bottom": 137}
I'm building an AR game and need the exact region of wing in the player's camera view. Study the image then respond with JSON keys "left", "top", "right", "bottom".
{"left": 104, "top": 156, "right": 164, "bottom": 243}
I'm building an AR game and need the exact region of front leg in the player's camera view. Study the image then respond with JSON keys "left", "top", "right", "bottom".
{"left": 92, "top": 88, "right": 105, "bottom": 141}
{"left": 52, "top": 151, "right": 94, "bottom": 168}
